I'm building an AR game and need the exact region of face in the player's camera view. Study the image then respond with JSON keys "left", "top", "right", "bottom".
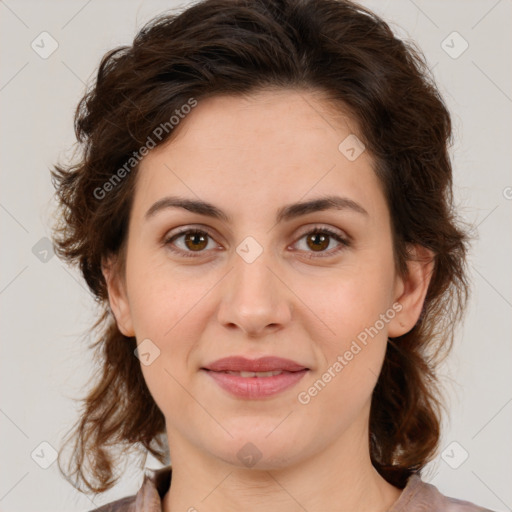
{"left": 104, "top": 88, "right": 430, "bottom": 472}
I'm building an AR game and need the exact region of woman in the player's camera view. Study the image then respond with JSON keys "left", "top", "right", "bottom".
{"left": 51, "top": 0, "right": 493, "bottom": 510}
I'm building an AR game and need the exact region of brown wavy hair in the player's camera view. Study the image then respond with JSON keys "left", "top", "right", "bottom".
{"left": 51, "top": 0, "right": 469, "bottom": 495}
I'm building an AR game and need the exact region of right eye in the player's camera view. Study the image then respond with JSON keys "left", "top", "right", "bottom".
{"left": 164, "top": 228, "right": 220, "bottom": 258}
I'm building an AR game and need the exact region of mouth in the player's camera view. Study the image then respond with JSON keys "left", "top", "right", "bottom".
{"left": 214, "top": 370, "right": 290, "bottom": 377}
{"left": 202, "top": 369, "right": 309, "bottom": 399}
{"left": 202, "top": 355, "right": 309, "bottom": 373}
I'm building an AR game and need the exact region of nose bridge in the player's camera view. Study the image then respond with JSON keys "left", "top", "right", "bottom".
{"left": 217, "top": 240, "right": 291, "bottom": 335}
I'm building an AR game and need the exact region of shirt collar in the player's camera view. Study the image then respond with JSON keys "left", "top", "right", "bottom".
{"left": 132, "top": 466, "right": 423, "bottom": 511}
{"left": 134, "top": 465, "right": 172, "bottom": 511}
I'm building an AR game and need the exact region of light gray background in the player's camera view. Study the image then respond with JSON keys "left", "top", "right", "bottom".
{"left": 1, "top": 0, "right": 511, "bottom": 511}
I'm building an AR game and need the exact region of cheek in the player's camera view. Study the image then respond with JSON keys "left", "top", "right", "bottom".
{"left": 297, "top": 278, "right": 390, "bottom": 424}
{"left": 300, "top": 262, "right": 395, "bottom": 342}
{"left": 295, "top": 259, "right": 394, "bottom": 399}
{"left": 132, "top": 273, "right": 207, "bottom": 416}
{"left": 126, "top": 252, "right": 208, "bottom": 339}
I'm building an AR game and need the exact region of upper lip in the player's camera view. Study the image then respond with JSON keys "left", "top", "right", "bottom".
{"left": 202, "top": 356, "right": 308, "bottom": 372}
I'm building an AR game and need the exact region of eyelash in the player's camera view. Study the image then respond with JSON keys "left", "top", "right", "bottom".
{"left": 163, "top": 226, "right": 350, "bottom": 259}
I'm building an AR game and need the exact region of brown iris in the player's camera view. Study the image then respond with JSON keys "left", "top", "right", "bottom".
{"left": 184, "top": 231, "right": 208, "bottom": 251}
{"left": 306, "top": 232, "right": 329, "bottom": 252}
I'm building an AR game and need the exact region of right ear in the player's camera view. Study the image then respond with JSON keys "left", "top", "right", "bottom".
{"left": 101, "top": 256, "right": 135, "bottom": 337}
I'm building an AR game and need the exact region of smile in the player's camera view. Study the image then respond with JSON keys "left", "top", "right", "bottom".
{"left": 202, "top": 368, "right": 308, "bottom": 399}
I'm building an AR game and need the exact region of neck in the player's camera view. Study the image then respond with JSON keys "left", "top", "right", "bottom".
{"left": 162, "top": 417, "right": 403, "bottom": 512}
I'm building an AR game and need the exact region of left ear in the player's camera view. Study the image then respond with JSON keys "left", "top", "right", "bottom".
{"left": 388, "top": 244, "right": 435, "bottom": 338}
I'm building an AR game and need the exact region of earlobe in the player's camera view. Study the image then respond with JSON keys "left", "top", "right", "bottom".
{"left": 101, "top": 256, "right": 135, "bottom": 337}
{"left": 388, "top": 245, "right": 435, "bottom": 338}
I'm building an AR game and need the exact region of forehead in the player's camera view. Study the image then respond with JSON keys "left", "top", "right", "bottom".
{"left": 133, "top": 89, "right": 386, "bottom": 223}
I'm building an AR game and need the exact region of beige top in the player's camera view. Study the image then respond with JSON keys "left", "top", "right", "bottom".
{"left": 90, "top": 466, "right": 495, "bottom": 511}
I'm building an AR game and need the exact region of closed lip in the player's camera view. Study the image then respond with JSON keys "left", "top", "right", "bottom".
{"left": 201, "top": 356, "right": 309, "bottom": 373}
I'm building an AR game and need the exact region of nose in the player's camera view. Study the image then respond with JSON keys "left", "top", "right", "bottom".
{"left": 217, "top": 249, "right": 292, "bottom": 337}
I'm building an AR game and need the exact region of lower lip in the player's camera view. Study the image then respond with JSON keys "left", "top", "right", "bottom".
{"left": 203, "top": 369, "right": 308, "bottom": 399}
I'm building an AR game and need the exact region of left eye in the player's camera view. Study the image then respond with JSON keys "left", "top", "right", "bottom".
{"left": 293, "top": 227, "right": 349, "bottom": 257}
{"left": 164, "top": 227, "right": 349, "bottom": 258}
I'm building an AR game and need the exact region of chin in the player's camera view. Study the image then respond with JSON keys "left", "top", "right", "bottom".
{"left": 204, "top": 428, "right": 309, "bottom": 471}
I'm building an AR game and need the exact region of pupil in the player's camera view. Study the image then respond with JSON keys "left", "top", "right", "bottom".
{"left": 309, "top": 233, "right": 328, "bottom": 251}
{"left": 186, "top": 232, "right": 207, "bottom": 250}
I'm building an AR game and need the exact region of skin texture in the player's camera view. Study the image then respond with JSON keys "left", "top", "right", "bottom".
{"left": 103, "top": 88, "right": 433, "bottom": 512}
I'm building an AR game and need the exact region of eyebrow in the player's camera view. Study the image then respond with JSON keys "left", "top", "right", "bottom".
{"left": 144, "top": 194, "right": 368, "bottom": 223}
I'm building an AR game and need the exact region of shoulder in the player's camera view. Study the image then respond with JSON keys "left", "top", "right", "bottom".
{"left": 87, "top": 495, "right": 136, "bottom": 512}
{"left": 86, "top": 465, "right": 172, "bottom": 512}
{"left": 392, "top": 474, "right": 497, "bottom": 512}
